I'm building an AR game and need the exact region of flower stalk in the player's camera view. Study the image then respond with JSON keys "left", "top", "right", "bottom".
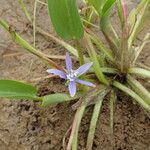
{"left": 120, "top": 0, "right": 130, "bottom": 72}
{"left": 84, "top": 32, "right": 109, "bottom": 85}
{"left": 0, "top": 18, "right": 64, "bottom": 71}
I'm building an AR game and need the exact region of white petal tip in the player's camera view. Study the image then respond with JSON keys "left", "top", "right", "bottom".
{"left": 46, "top": 69, "right": 50, "bottom": 73}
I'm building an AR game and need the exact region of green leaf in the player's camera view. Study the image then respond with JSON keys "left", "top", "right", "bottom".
{"left": 0, "top": 80, "right": 38, "bottom": 99}
{"left": 86, "top": 89, "right": 107, "bottom": 150}
{"left": 86, "top": 100, "right": 103, "bottom": 150}
{"left": 109, "top": 89, "right": 116, "bottom": 148}
{"left": 128, "top": 0, "right": 150, "bottom": 48}
{"left": 42, "top": 93, "right": 71, "bottom": 106}
{"left": 113, "top": 81, "right": 150, "bottom": 111}
{"left": 128, "top": 67, "right": 150, "bottom": 78}
{"left": 0, "top": 19, "right": 59, "bottom": 68}
{"left": 88, "top": 31, "right": 115, "bottom": 62}
{"left": 84, "top": 32, "right": 109, "bottom": 85}
{"left": 71, "top": 105, "right": 86, "bottom": 150}
{"left": 87, "top": 0, "right": 105, "bottom": 14}
{"left": 128, "top": 0, "right": 149, "bottom": 33}
{"left": 100, "top": 0, "right": 116, "bottom": 31}
{"left": 127, "top": 75, "right": 150, "bottom": 105}
{"left": 47, "top": 0, "right": 84, "bottom": 40}
{"left": 18, "top": 0, "right": 32, "bottom": 22}
{"left": 101, "top": 0, "right": 116, "bottom": 17}
{"left": 100, "top": 0, "right": 119, "bottom": 50}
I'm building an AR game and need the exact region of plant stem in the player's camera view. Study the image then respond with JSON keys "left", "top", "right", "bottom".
{"left": 67, "top": 105, "right": 86, "bottom": 150}
{"left": 33, "top": 0, "right": 38, "bottom": 47}
{"left": 75, "top": 40, "right": 89, "bottom": 91}
{"left": 18, "top": 0, "right": 80, "bottom": 59}
{"left": 75, "top": 40, "right": 84, "bottom": 65}
{"left": 36, "top": 0, "right": 47, "bottom": 6}
{"left": 128, "top": 0, "right": 149, "bottom": 49}
{"left": 84, "top": 32, "right": 109, "bottom": 85}
{"left": 35, "top": 96, "right": 43, "bottom": 101}
{"left": 86, "top": 99, "right": 103, "bottom": 150}
{"left": 36, "top": 26, "right": 79, "bottom": 58}
{"left": 86, "top": 29, "right": 115, "bottom": 63}
{"left": 100, "top": 0, "right": 120, "bottom": 52}
{"left": 120, "top": 0, "right": 130, "bottom": 73}
{"left": 113, "top": 81, "right": 150, "bottom": 111}
{"left": 109, "top": 89, "right": 116, "bottom": 148}
{"left": 133, "top": 33, "right": 150, "bottom": 65}
{"left": 0, "top": 18, "right": 64, "bottom": 71}
{"left": 127, "top": 75, "right": 150, "bottom": 105}
{"left": 18, "top": 0, "right": 32, "bottom": 22}
{"left": 82, "top": 18, "right": 99, "bottom": 29}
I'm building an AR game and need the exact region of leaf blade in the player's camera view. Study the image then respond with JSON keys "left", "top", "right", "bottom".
{"left": 42, "top": 93, "right": 71, "bottom": 106}
{"left": 47, "top": 0, "right": 84, "bottom": 40}
{"left": 113, "top": 81, "right": 150, "bottom": 111}
{"left": 128, "top": 67, "right": 150, "bottom": 78}
{"left": 87, "top": 0, "right": 105, "bottom": 14}
{"left": 127, "top": 75, "right": 150, "bottom": 105}
{"left": 0, "top": 80, "right": 37, "bottom": 99}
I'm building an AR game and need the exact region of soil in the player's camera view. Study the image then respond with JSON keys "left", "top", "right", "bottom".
{"left": 0, "top": 0, "right": 150, "bottom": 150}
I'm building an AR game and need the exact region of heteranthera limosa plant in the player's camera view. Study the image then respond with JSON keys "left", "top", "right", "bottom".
{"left": 0, "top": 0, "right": 150, "bottom": 149}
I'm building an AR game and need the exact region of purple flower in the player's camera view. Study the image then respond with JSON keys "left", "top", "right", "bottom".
{"left": 47, "top": 53, "right": 96, "bottom": 97}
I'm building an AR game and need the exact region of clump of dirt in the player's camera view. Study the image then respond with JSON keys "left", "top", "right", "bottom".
{"left": 0, "top": 0, "right": 150, "bottom": 150}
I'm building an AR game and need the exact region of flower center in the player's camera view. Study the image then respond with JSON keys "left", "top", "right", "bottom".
{"left": 67, "top": 70, "right": 77, "bottom": 81}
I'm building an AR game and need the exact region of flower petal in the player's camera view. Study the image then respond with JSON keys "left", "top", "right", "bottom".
{"left": 68, "top": 81, "right": 76, "bottom": 97}
{"left": 76, "top": 79, "right": 96, "bottom": 87}
{"left": 66, "top": 53, "right": 72, "bottom": 72}
{"left": 76, "top": 62, "right": 93, "bottom": 76}
{"left": 46, "top": 69, "right": 67, "bottom": 79}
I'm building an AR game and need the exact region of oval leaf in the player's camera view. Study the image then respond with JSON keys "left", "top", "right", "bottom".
{"left": 47, "top": 0, "right": 84, "bottom": 40}
{"left": 0, "top": 80, "right": 37, "bottom": 99}
{"left": 42, "top": 93, "right": 71, "bottom": 107}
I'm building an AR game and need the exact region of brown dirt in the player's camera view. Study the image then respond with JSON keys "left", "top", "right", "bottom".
{"left": 0, "top": 0, "right": 150, "bottom": 150}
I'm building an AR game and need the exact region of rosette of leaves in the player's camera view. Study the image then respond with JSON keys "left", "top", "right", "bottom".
{"left": 0, "top": 0, "right": 150, "bottom": 150}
